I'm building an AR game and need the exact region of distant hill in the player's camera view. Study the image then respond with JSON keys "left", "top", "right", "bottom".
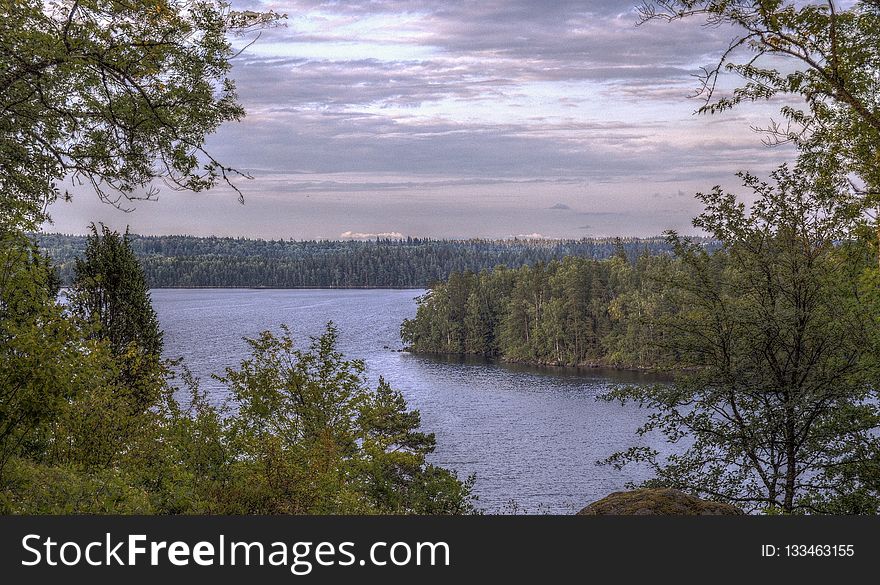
{"left": 35, "top": 233, "right": 718, "bottom": 288}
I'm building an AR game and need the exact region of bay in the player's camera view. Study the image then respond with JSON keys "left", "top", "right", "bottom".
{"left": 152, "top": 288, "right": 667, "bottom": 514}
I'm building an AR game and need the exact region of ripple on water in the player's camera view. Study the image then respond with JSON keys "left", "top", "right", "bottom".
{"left": 152, "top": 288, "right": 670, "bottom": 514}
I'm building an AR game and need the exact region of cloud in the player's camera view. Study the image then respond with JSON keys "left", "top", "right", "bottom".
{"left": 261, "top": 176, "right": 581, "bottom": 193}
{"left": 339, "top": 230, "right": 406, "bottom": 239}
{"left": 203, "top": 1, "right": 778, "bottom": 187}
{"left": 49, "top": 1, "right": 787, "bottom": 239}
{"left": 206, "top": 107, "right": 777, "bottom": 184}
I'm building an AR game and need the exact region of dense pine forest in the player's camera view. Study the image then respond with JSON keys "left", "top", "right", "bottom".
{"left": 37, "top": 233, "right": 705, "bottom": 288}
{"left": 400, "top": 251, "right": 677, "bottom": 369}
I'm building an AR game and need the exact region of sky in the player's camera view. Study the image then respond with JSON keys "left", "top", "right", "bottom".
{"left": 45, "top": 0, "right": 797, "bottom": 240}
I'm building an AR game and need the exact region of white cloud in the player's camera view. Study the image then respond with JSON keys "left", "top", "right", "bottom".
{"left": 509, "top": 233, "right": 548, "bottom": 240}
{"left": 339, "top": 230, "right": 406, "bottom": 239}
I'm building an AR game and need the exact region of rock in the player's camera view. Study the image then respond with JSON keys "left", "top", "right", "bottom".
{"left": 577, "top": 488, "right": 743, "bottom": 515}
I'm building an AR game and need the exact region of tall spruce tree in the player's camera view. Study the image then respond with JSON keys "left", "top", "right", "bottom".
{"left": 69, "top": 224, "right": 163, "bottom": 409}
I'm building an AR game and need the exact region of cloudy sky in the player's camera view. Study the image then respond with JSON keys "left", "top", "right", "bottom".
{"left": 46, "top": 0, "right": 795, "bottom": 239}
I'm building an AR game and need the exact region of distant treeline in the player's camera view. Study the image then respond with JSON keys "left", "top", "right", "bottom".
{"left": 36, "top": 233, "right": 715, "bottom": 288}
{"left": 400, "top": 252, "right": 680, "bottom": 369}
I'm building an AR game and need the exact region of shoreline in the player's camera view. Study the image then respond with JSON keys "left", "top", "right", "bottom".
{"left": 147, "top": 286, "right": 429, "bottom": 291}
{"left": 403, "top": 348, "right": 673, "bottom": 377}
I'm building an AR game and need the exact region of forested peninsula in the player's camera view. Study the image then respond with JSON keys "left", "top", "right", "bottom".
{"left": 37, "top": 233, "right": 705, "bottom": 289}
{"left": 400, "top": 251, "right": 673, "bottom": 370}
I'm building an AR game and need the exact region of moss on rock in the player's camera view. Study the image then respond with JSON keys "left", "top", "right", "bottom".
{"left": 577, "top": 488, "right": 743, "bottom": 515}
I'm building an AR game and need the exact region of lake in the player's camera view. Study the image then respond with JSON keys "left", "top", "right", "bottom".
{"left": 152, "top": 288, "right": 668, "bottom": 514}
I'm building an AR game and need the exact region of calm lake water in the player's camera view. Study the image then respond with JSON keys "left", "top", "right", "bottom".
{"left": 152, "top": 288, "right": 667, "bottom": 514}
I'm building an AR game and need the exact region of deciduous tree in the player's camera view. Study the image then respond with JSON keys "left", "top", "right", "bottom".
{"left": 602, "top": 167, "right": 880, "bottom": 513}
{"left": 0, "top": 0, "right": 282, "bottom": 229}
{"left": 641, "top": 0, "right": 880, "bottom": 250}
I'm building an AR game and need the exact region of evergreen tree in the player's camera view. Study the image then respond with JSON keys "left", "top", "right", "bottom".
{"left": 69, "top": 224, "right": 163, "bottom": 409}
{"left": 70, "top": 224, "right": 162, "bottom": 358}
{"left": 38, "top": 233, "right": 689, "bottom": 289}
